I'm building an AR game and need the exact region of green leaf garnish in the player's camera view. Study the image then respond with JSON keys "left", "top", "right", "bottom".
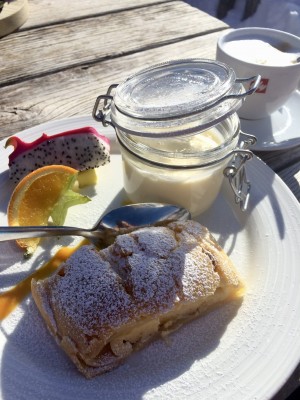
{"left": 50, "top": 175, "right": 91, "bottom": 225}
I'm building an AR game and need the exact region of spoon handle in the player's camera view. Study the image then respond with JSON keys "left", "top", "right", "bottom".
{"left": 0, "top": 226, "right": 96, "bottom": 242}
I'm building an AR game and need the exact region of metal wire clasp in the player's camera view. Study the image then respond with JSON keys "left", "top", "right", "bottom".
{"left": 223, "top": 132, "right": 257, "bottom": 211}
{"left": 92, "top": 84, "right": 118, "bottom": 127}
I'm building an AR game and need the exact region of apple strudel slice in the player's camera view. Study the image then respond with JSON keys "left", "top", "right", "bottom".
{"left": 31, "top": 220, "right": 243, "bottom": 378}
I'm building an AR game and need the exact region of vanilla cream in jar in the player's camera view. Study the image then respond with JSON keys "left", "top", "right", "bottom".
{"left": 117, "top": 119, "right": 239, "bottom": 215}
{"left": 93, "top": 59, "right": 258, "bottom": 215}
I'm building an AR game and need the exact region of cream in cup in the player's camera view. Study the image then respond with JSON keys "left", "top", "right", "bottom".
{"left": 216, "top": 28, "right": 300, "bottom": 120}
{"left": 93, "top": 59, "right": 258, "bottom": 216}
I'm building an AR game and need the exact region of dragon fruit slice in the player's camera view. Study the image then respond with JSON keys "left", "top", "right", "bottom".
{"left": 5, "top": 126, "right": 110, "bottom": 183}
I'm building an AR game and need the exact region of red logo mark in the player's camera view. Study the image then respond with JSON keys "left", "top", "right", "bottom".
{"left": 254, "top": 78, "right": 269, "bottom": 94}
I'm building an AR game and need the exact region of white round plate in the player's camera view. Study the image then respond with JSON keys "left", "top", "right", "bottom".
{"left": 240, "top": 90, "right": 300, "bottom": 151}
{"left": 1, "top": 116, "right": 300, "bottom": 400}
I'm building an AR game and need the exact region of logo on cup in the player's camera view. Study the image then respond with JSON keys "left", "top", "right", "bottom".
{"left": 254, "top": 78, "right": 269, "bottom": 94}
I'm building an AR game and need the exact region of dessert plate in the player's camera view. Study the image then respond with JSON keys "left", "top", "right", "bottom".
{"left": 1, "top": 116, "right": 300, "bottom": 400}
{"left": 240, "top": 90, "right": 300, "bottom": 151}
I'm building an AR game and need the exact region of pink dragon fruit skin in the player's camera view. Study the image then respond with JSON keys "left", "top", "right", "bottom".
{"left": 5, "top": 126, "right": 110, "bottom": 183}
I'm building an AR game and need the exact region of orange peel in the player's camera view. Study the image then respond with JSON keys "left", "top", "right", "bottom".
{"left": 7, "top": 165, "right": 89, "bottom": 256}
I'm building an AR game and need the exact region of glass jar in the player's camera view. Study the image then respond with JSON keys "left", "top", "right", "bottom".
{"left": 93, "top": 59, "right": 259, "bottom": 216}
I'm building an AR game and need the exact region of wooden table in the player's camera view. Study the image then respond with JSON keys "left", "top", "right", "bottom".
{"left": 0, "top": 1, "right": 299, "bottom": 399}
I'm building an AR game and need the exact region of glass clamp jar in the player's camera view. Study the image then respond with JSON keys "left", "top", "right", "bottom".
{"left": 93, "top": 59, "right": 260, "bottom": 216}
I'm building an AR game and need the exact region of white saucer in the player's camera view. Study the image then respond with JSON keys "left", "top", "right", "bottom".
{"left": 240, "top": 90, "right": 300, "bottom": 151}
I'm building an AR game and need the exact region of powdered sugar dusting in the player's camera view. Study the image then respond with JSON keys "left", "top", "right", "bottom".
{"left": 179, "top": 249, "right": 219, "bottom": 300}
{"left": 105, "top": 227, "right": 179, "bottom": 312}
{"left": 51, "top": 246, "right": 135, "bottom": 336}
{"left": 38, "top": 221, "right": 235, "bottom": 342}
{"left": 168, "top": 221, "right": 220, "bottom": 299}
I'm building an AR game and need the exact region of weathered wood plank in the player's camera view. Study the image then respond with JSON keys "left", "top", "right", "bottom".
{"left": 255, "top": 146, "right": 300, "bottom": 172}
{"left": 24, "top": 0, "right": 175, "bottom": 29}
{"left": 0, "top": 2, "right": 227, "bottom": 85}
{"left": 0, "top": 30, "right": 229, "bottom": 138}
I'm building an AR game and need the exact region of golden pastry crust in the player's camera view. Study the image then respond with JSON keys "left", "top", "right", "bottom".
{"left": 31, "top": 220, "right": 243, "bottom": 378}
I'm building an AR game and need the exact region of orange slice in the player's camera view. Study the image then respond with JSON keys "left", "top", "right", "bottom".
{"left": 7, "top": 165, "right": 82, "bottom": 256}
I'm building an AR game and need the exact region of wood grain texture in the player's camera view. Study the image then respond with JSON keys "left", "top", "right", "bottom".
{"left": 0, "top": 30, "right": 228, "bottom": 138}
{"left": 256, "top": 146, "right": 300, "bottom": 172}
{"left": 0, "top": 1, "right": 227, "bottom": 86}
{"left": 23, "top": 0, "right": 175, "bottom": 29}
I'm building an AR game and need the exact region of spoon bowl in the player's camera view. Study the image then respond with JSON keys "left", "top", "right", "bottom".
{"left": 0, "top": 203, "right": 191, "bottom": 247}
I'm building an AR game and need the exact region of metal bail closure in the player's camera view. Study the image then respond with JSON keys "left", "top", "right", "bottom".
{"left": 93, "top": 84, "right": 118, "bottom": 127}
{"left": 223, "top": 132, "right": 257, "bottom": 211}
{"left": 212, "top": 74, "right": 261, "bottom": 109}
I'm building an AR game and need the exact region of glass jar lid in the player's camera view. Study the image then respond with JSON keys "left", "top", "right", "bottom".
{"left": 94, "top": 59, "right": 260, "bottom": 137}
{"left": 114, "top": 59, "right": 237, "bottom": 119}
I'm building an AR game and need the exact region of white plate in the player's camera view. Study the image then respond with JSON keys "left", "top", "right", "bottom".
{"left": 240, "top": 90, "right": 300, "bottom": 151}
{"left": 1, "top": 116, "right": 300, "bottom": 400}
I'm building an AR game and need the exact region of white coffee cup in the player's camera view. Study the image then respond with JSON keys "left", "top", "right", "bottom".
{"left": 216, "top": 28, "right": 300, "bottom": 120}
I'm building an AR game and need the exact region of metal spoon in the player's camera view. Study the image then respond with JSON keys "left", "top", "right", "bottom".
{"left": 0, "top": 203, "right": 191, "bottom": 247}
